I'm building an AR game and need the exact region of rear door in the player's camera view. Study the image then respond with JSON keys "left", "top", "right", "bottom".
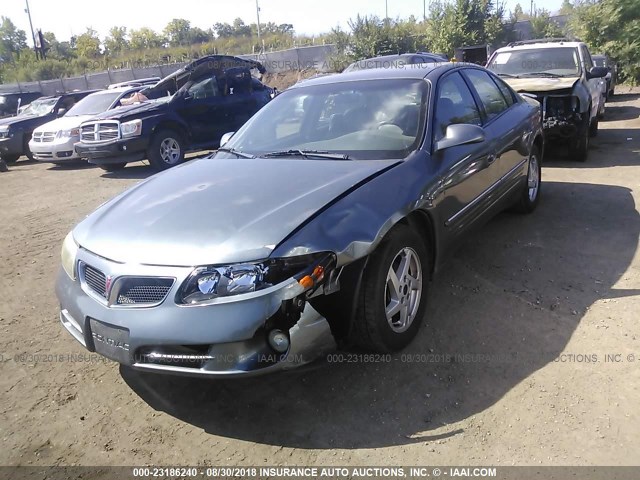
{"left": 432, "top": 70, "right": 499, "bottom": 244}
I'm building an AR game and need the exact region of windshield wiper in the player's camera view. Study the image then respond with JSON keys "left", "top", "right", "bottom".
{"left": 216, "top": 147, "right": 255, "bottom": 159}
{"left": 519, "top": 72, "right": 564, "bottom": 78}
{"left": 262, "top": 149, "right": 350, "bottom": 160}
{"left": 497, "top": 73, "right": 520, "bottom": 78}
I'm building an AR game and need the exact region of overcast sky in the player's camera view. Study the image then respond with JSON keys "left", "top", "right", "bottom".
{"left": 3, "top": 0, "right": 563, "bottom": 46}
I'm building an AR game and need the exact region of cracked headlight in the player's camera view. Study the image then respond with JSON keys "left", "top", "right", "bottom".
{"left": 61, "top": 231, "right": 79, "bottom": 280}
{"left": 177, "top": 252, "right": 335, "bottom": 305}
{"left": 120, "top": 119, "right": 142, "bottom": 137}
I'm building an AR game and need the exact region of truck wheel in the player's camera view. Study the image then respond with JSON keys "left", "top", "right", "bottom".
{"left": 148, "top": 129, "right": 184, "bottom": 170}
{"left": 23, "top": 138, "right": 34, "bottom": 161}
{"left": 0, "top": 154, "right": 19, "bottom": 164}
{"left": 569, "top": 114, "right": 589, "bottom": 162}
{"left": 99, "top": 163, "right": 127, "bottom": 172}
{"left": 349, "top": 224, "right": 430, "bottom": 352}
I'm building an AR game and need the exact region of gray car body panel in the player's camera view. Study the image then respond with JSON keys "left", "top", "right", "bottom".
{"left": 73, "top": 157, "right": 399, "bottom": 266}
{"left": 57, "top": 63, "right": 543, "bottom": 376}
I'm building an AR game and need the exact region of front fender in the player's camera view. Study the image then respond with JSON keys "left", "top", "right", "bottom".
{"left": 270, "top": 151, "right": 441, "bottom": 267}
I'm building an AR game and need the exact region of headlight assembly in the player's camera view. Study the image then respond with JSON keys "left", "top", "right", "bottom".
{"left": 61, "top": 231, "right": 79, "bottom": 280}
{"left": 120, "top": 119, "right": 142, "bottom": 137}
{"left": 58, "top": 127, "right": 80, "bottom": 138}
{"left": 177, "top": 252, "right": 335, "bottom": 305}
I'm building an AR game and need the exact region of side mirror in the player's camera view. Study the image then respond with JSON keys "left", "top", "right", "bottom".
{"left": 57, "top": 107, "right": 67, "bottom": 117}
{"left": 435, "top": 124, "right": 485, "bottom": 152}
{"left": 587, "top": 66, "right": 608, "bottom": 79}
{"left": 220, "top": 131, "right": 235, "bottom": 147}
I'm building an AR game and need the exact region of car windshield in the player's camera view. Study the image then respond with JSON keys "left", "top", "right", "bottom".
{"left": 66, "top": 91, "right": 123, "bottom": 116}
{"left": 218, "top": 78, "right": 428, "bottom": 160}
{"left": 21, "top": 98, "right": 57, "bottom": 116}
{"left": 487, "top": 47, "right": 580, "bottom": 77}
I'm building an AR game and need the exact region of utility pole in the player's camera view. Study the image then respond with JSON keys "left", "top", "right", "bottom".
{"left": 385, "top": 0, "right": 389, "bottom": 19}
{"left": 255, "top": 0, "right": 262, "bottom": 51}
{"left": 423, "top": 0, "right": 426, "bottom": 21}
{"left": 24, "top": 0, "right": 38, "bottom": 59}
{"left": 530, "top": 0, "right": 534, "bottom": 16}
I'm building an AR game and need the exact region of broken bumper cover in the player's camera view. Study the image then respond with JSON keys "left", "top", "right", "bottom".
{"left": 55, "top": 248, "right": 336, "bottom": 377}
{"left": 75, "top": 137, "right": 150, "bottom": 164}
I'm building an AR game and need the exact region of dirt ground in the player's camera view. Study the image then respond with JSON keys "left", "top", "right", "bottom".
{"left": 1, "top": 87, "right": 639, "bottom": 469}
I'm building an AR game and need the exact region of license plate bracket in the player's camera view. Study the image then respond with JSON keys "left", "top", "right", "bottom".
{"left": 89, "top": 319, "right": 131, "bottom": 364}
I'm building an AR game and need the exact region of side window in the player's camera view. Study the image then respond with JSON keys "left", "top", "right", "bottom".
{"left": 464, "top": 69, "right": 509, "bottom": 120}
{"left": 188, "top": 77, "right": 219, "bottom": 100}
{"left": 581, "top": 46, "right": 593, "bottom": 71}
{"left": 434, "top": 72, "right": 482, "bottom": 142}
{"left": 491, "top": 75, "right": 516, "bottom": 107}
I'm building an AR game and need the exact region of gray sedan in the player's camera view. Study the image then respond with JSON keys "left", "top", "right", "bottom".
{"left": 56, "top": 63, "right": 543, "bottom": 377}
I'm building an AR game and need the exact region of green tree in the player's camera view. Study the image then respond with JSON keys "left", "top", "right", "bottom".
{"left": 0, "top": 16, "right": 28, "bottom": 61}
{"left": 75, "top": 28, "right": 101, "bottom": 58}
{"left": 104, "top": 26, "right": 129, "bottom": 55}
{"left": 569, "top": 0, "right": 640, "bottom": 84}
{"left": 164, "top": 18, "right": 191, "bottom": 47}
{"left": 530, "top": 9, "right": 564, "bottom": 38}
{"left": 129, "top": 27, "right": 165, "bottom": 50}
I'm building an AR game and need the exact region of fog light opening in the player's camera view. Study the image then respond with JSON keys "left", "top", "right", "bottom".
{"left": 267, "top": 329, "right": 290, "bottom": 353}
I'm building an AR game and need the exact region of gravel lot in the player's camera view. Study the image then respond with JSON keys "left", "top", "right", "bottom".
{"left": 1, "top": 88, "right": 639, "bottom": 468}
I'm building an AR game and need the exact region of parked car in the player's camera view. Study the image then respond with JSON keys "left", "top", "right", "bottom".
{"left": 343, "top": 52, "right": 448, "bottom": 72}
{"left": 592, "top": 54, "right": 617, "bottom": 99}
{"left": 486, "top": 38, "right": 607, "bottom": 162}
{"left": 0, "top": 90, "right": 98, "bottom": 163}
{"left": 0, "top": 91, "right": 42, "bottom": 119}
{"left": 75, "top": 55, "right": 276, "bottom": 171}
{"left": 29, "top": 86, "right": 145, "bottom": 164}
{"left": 56, "top": 63, "right": 543, "bottom": 377}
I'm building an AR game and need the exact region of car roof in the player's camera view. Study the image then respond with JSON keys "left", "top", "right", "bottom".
{"left": 496, "top": 41, "right": 583, "bottom": 53}
{"left": 291, "top": 62, "right": 469, "bottom": 89}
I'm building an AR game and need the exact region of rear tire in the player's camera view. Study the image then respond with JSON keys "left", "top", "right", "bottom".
{"left": 349, "top": 224, "right": 429, "bottom": 352}
{"left": 569, "top": 113, "right": 589, "bottom": 162}
{"left": 99, "top": 163, "right": 127, "bottom": 172}
{"left": 511, "top": 145, "right": 541, "bottom": 214}
{"left": 147, "top": 129, "right": 184, "bottom": 171}
{"left": 589, "top": 116, "right": 599, "bottom": 137}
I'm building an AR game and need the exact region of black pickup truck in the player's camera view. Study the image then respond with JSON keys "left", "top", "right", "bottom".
{"left": 75, "top": 55, "right": 276, "bottom": 171}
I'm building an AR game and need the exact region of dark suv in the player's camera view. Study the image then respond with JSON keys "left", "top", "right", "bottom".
{"left": 75, "top": 55, "right": 276, "bottom": 171}
{"left": 0, "top": 90, "right": 97, "bottom": 163}
{"left": 0, "top": 92, "right": 42, "bottom": 119}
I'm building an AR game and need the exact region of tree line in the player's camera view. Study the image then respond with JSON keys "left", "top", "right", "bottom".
{"left": 0, "top": 0, "right": 638, "bottom": 85}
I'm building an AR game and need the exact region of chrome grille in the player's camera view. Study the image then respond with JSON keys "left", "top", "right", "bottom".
{"left": 116, "top": 279, "right": 174, "bottom": 305}
{"left": 80, "top": 122, "right": 120, "bottom": 142}
{"left": 32, "top": 131, "right": 56, "bottom": 143}
{"left": 83, "top": 264, "right": 107, "bottom": 298}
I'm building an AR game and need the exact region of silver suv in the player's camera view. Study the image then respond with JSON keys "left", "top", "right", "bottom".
{"left": 486, "top": 38, "right": 607, "bottom": 162}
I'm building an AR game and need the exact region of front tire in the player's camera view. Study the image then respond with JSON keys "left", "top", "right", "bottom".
{"left": 99, "top": 163, "right": 127, "bottom": 172}
{"left": 569, "top": 113, "right": 589, "bottom": 162}
{"left": 350, "top": 224, "right": 429, "bottom": 352}
{"left": 147, "top": 129, "right": 184, "bottom": 171}
{"left": 0, "top": 154, "right": 19, "bottom": 164}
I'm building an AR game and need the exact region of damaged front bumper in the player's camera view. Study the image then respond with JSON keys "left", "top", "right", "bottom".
{"left": 55, "top": 247, "right": 337, "bottom": 377}
{"left": 539, "top": 94, "right": 583, "bottom": 140}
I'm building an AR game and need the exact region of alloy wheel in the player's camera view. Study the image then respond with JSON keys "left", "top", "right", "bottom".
{"left": 384, "top": 247, "right": 423, "bottom": 333}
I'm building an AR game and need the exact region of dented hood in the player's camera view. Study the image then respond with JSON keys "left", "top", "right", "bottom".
{"left": 504, "top": 76, "right": 580, "bottom": 93}
{"left": 73, "top": 157, "right": 398, "bottom": 266}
